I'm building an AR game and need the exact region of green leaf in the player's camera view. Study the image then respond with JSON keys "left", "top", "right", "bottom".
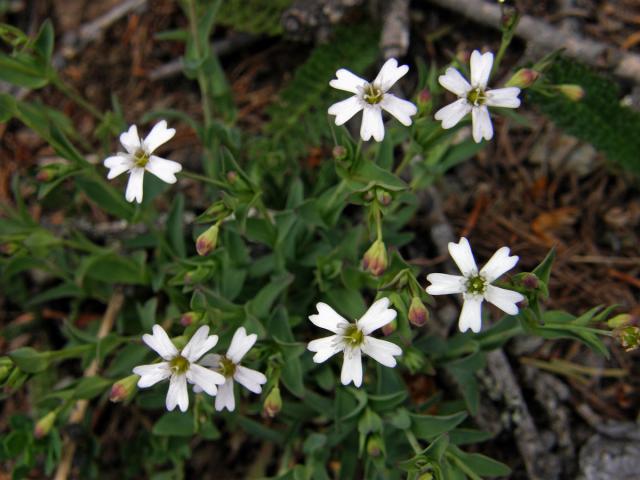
{"left": 166, "top": 194, "right": 186, "bottom": 257}
{"left": 9, "top": 347, "right": 50, "bottom": 373}
{"left": 448, "top": 445, "right": 511, "bottom": 477}
{"left": 281, "top": 355, "right": 305, "bottom": 398}
{"left": 73, "top": 376, "right": 112, "bottom": 400}
{"left": 75, "top": 175, "right": 134, "bottom": 219}
{"left": 152, "top": 411, "right": 196, "bottom": 436}
{"left": 0, "top": 52, "right": 48, "bottom": 88}
{"left": 136, "top": 297, "right": 158, "bottom": 331}
{"left": 33, "top": 19, "right": 54, "bottom": 65}
{"left": 0, "top": 93, "right": 16, "bottom": 122}
{"left": 445, "top": 351, "right": 486, "bottom": 415}
{"left": 78, "top": 252, "right": 146, "bottom": 285}
{"left": 532, "top": 247, "right": 555, "bottom": 288}
{"left": 247, "top": 273, "right": 293, "bottom": 319}
{"left": 411, "top": 411, "right": 467, "bottom": 440}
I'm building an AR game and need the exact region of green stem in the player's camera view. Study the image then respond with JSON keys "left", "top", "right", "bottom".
{"left": 185, "top": 0, "right": 214, "bottom": 129}
{"left": 374, "top": 205, "right": 383, "bottom": 241}
{"left": 394, "top": 151, "right": 413, "bottom": 176}
{"left": 404, "top": 430, "right": 422, "bottom": 454}
{"left": 446, "top": 452, "right": 482, "bottom": 480}
{"left": 180, "top": 169, "right": 228, "bottom": 189}
{"left": 51, "top": 75, "right": 104, "bottom": 122}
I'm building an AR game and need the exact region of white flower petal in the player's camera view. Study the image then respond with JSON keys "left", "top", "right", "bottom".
{"left": 215, "top": 379, "right": 235, "bottom": 412}
{"left": 198, "top": 353, "right": 221, "bottom": 369}
{"left": 357, "top": 297, "right": 397, "bottom": 335}
{"left": 308, "top": 335, "right": 342, "bottom": 363}
{"left": 142, "top": 120, "right": 176, "bottom": 154}
{"left": 373, "top": 58, "right": 409, "bottom": 91}
{"left": 133, "top": 362, "right": 171, "bottom": 388}
{"left": 434, "top": 98, "right": 472, "bottom": 129}
{"left": 104, "top": 155, "right": 133, "bottom": 177}
{"left": 438, "top": 67, "right": 472, "bottom": 96}
{"left": 125, "top": 168, "right": 145, "bottom": 203}
{"left": 330, "top": 68, "right": 368, "bottom": 94}
{"left": 142, "top": 325, "right": 178, "bottom": 360}
{"left": 484, "top": 285, "right": 524, "bottom": 315}
{"left": 471, "top": 105, "right": 493, "bottom": 143}
{"left": 328, "top": 95, "right": 363, "bottom": 126}
{"left": 341, "top": 347, "right": 363, "bottom": 387}
{"left": 485, "top": 87, "right": 521, "bottom": 108}
{"left": 226, "top": 327, "right": 257, "bottom": 364}
{"left": 361, "top": 337, "right": 401, "bottom": 368}
{"left": 360, "top": 105, "right": 385, "bottom": 142}
{"left": 181, "top": 325, "right": 218, "bottom": 362}
{"left": 186, "top": 363, "right": 224, "bottom": 396}
{"left": 380, "top": 94, "right": 417, "bottom": 126}
{"left": 480, "top": 246, "right": 519, "bottom": 283}
{"left": 166, "top": 373, "right": 189, "bottom": 412}
{"left": 448, "top": 237, "right": 478, "bottom": 277}
{"left": 119, "top": 125, "right": 141, "bottom": 154}
{"left": 234, "top": 365, "right": 267, "bottom": 394}
{"left": 309, "top": 303, "right": 349, "bottom": 333}
{"left": 426, "top": 273, "right": 466, "bottom": 295}
{"left": 459, "top": 296, "right": 483, "bottom": 333}
{"left": 146, "top": 155, "right": 182, "bottom": 184}
{"left": 470, "top": 50, "right": 493, "bottom": 89}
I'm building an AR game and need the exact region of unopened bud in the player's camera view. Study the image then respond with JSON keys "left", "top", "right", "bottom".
{"left": 408, "top": 297, "right": 429, "bottom": 327}
{"left": 196, "top": 224, "right": 219, "bottom": 256}
{"left": 417, "top": 472, "right": 434, "bottom": 480}
{"left": 376, "top": 189, "right": 392, "bottom": 206}
{"left": 418, "top": 89, "right": 431, "bottom": 105}
{"left": 516, "top": 297, "right": 529, "bottom": 310}
{"left": 226, "top": 171, "right": 238, "bottom": 184}
{"left": 34, "top": 411, "right": 56, "bottom": 439}
{"left": 382, "top": 319, "right": 397, "bottom": 336}
{"left": 500, "top": 5, "right": 520, "bottom": 31}
{"left": 506, "top": 68, "right": 540, "bottom": 88}
{"left": 556, "top": 84, "right": 584, "bottom": 101}
{"left": 362, "top": 239, "right": 388, "bottom": 277}
{"left": 180, "top": 311, "right": 202, "bottom": 327}
{"left": 608, "top": 314, "right": 632, "bottom": 329}
{"left": 614, "top": 326, "right": 640, "bottom": 352}
{"left": 332, "top": 145, "right": 347, "bottom": 161}
{"left": 522, "top": 273, "right": 540, "bottom": 290}
{"left": 109, "top": 374, "right": 139, "bottom": 403}
{"left": 263, "top": 386, "right": 282, "bottom": 418}
{"left": 366, "top": 435, "right": 384, "bottom": 458}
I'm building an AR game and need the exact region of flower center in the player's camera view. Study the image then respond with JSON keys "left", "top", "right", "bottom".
{"left": 363, "top": 84, "right": 384, "bottom": 105}
{"left": 219, "top": 356, "right": 236, "bottom": 378}
{"left": 169, "top": 355, "right": 190, "bottom": 375}
{"left": 466, "top": 87, "right": 486, "bottom": 106}
{"left": 465, "top": 274, "right": 487, "bottom": 295}
{"left": 342, "top": 324, "right": 365, "bottom": 347}
{"left": 133, "top": 148, "right": 149, "bottom": 168}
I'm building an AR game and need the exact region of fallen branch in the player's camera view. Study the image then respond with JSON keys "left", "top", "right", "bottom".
{"left": 428, "top": 0, "right": 640, "bottom": 83}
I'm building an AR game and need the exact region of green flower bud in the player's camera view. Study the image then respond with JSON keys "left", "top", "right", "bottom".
{"left": 196, "top": 224, "right": 219, "bottom": 256}
{"left": 362, "top": 239, "right": 388, "bottom": 277}
{"left": 34, "top": 411, "right": 57, "bottom": 439}
{"left": 180, "top": 311, "right": 203, "bottom": 327}
{"left": 521, "top": 273, "right": 540, "bottom": 290}
{"left": 376, "top": 189, "right": 392, "bottom": 207}
{"left": 408, "top": 296, "right": 429, "bottom": 327}
{"left": 109, "top": 374, "right": 139, "bottom": 403}
{"left": 332, "top": 145, "right": 347, "bottom": 161}
{"left": 556, "top": 84, "right": 585, "bottom": 101}
{"left": 381, "top": 318, "right": 397, "bottom": 336}
{"left": 506, "top": 68, "right": 540, "bottom": 88}
{"left": 263, "top": 386, "right": 282, "bottom": 418}
{"left": 226, "top": 171, "right": 238, "bottom": 184}
{"left": 607, "top": 314, "right": 632, "bottom": 329}
{"left": 366, "top": 434, "right": 384, "bottom": 458}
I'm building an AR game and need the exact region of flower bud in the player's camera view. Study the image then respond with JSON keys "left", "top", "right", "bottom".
{"left": 196, "top": 224, "right": 219, "bottom": 256}
{"left": 180, "top": 311, "right": 202, "bottom": 327}
{"left": 556, "top": 84, "right": 584, "bottom": 101}
{"left": 516, "top": 297, "right": 529, "bottom": 310}
{"left": 376, "top": 189, "right": 392, "bottom": 207}
{"left": 381, "top": 319, "right": 397, "bottom": 336}
{"left": 109, "top": 374, "right": 139, "bottom": 403}
{"left": 506, "top": 68, "right": 540, "bottom": 89}
{"left": 34, "top": 411, "right": 57, "bottom": 439}
{"left": 408, "top": 296, "right": 429, "bottom": 327}
{"left": 262, "top": 386, "right": 282, "bottom": 418}
{"left": 417, "top": 472, "right": 434, "bottom": 480}
{"left": 366, "top": 434, "right": 384, "bottom": 458}
{"left": 418, "top": 89, "right": 431, "bottom": 106}
{"left": 332, "top": 145, "right": 347, "bottom": 161}
{"left": 226, "top": 171, "right": 238, "bottom": 184}
{"left": 522, "top": 273, "right": 540, "bottom": 290}
{"left": 614, "top": 326, "right": 640, "bottom": 352}
{"left": 362, "top": 239, "right": 388, "bottom": 277}
{"left": 607, "top": 314, "right": 632, "bottom": 329}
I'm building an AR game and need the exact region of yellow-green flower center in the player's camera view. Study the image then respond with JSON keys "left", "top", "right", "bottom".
{"left": 169, "top": 355, "right": 190, "bottom": 375}
{"left": 466, "top": 87, "right": 486, "bottom": 106}
{"left": 133, "top": 148, "right": 149, "bottom": 168}
{"left": 465, "top": 275, "right": 487, "bottom": 295}
{"left": 343, "top": 324, "right": 365, "bottom": 347}
{"left": 219, "top": 356, "right": 236, "bottom": 378}
{"left": 363, "top": 84, "right": 384, "bottom": 105}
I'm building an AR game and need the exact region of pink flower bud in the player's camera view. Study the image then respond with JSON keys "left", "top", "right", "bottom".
{"left": 408, "top": 297, "right": 429, "bottom": 327}
{"left": 362, "top": 239, "right": 388, "bottom": 277}
{"left": 262, "top": 386, "right": 282, "bottom": 418}
{"left": 109, "top": 374, "right": 138, "bottom": 403}
{"left": 196, "top": 224, "right": 219, "bottom": 256}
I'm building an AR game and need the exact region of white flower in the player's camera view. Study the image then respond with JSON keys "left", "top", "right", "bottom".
{"left": 434, "top": 50, "right": 521, "bottom": 143}
{"left": 103, "top": 120, "right": 182, "bottom": 203}
{"left": 198, "top": 327, "right": 267, "bottom": 412}
{"left": 426, "top": 237, "right": 525, "bottom": 333}
{"left": 307, "top": 298, "right": 402, "bottom": 388}
{"left": 133, "top": 325, "right": 225, "bottom": 412}
{"left": 328, "top": 58, "right": 417, "bottom": 142}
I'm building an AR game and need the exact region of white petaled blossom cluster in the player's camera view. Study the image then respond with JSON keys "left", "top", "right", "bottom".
{"left": 435, "top": 50, "right": 521, "bottom": 143}
{"left": 103, "top": 120, "right": 182, "bottom": 203}
{"left": 426, "top": 237, "right": 525, "bottom": 333}
{"left": 328, "top": 58, "right": 417, "bottom": 142}
{"left": 307, "top": 298, "right": 402, "bottom": 387}
{"left": 133, "top": 325, "right": 265, "bottom": 412}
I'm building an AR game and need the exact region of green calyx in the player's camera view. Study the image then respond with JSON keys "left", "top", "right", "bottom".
{"left": 466, "top": 87, "right": 486, "bottom": 106}
{"left": 219, "top": 356, "right": 236, "bottom": 378}
{"left": 363, "top": 84, "right": 384, "bottom": 105}
{"left": 133, "top": 149, "right": 150, "bottom": 168}
{"left": 343, "top": 324, "right": 365, "bottom": 347}
{"left": 465, "top": 274, "right": 487, "bottom": 295}
{"left": 169, "top": 355, "right": 190, "bottom": 375}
